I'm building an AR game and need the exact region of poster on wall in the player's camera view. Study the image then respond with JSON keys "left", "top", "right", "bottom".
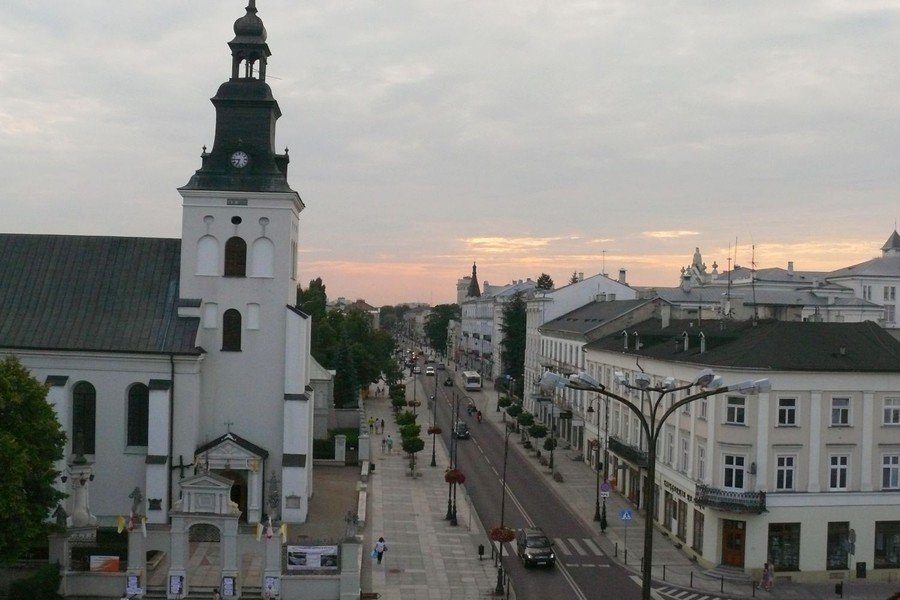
{"left": 286, "top": 545, "right": 339, "bottom": 570}
{"left": 125, "top": 574, "right": 142, "bottom": 597}
{"left": 169, "top": 574, "right": 184, "bottom": 596}
{"left": 89, "top": 556, "right": 120, "bottom": 572}
{"left": 221, "top": 576, "right": 236, "bottom": 597}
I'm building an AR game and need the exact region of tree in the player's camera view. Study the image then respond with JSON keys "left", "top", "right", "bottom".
{"left": 423, "top": 304, "right": 460, "bottom": 356}
{"left": 569, "top": 271, "right": 580, "bottom": 284}
{"left": 332, "top": 331, "right": 359, "bottom": 408}
{"left": 0, "top": 356, "right": 66, "bottom": 563}
{"left": 536, "top": 273, "right": 554, "bottom": 290}
{"left": 499, "top": 292, "right": 527, "bottom": 385}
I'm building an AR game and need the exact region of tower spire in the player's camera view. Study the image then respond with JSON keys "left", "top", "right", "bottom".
{"left": 466, "top": 262, "right": 482, "bottom": 298}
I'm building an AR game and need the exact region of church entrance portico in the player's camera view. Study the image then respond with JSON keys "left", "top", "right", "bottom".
{"left": 193, "top": 432, "right": 269, "bottom": 523}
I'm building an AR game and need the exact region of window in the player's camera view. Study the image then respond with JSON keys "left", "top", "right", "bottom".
{"left": 777, "top": 398, "right": 797, "bottom": 426}
{"left": 885, "top": 398, "right": 900, "bottom": 425}
{"left": 72, "top": 382, "right": 96, "bottom": 455}
{"left": 885, "top": 286, "right": 896, "bottom": 301}
{"left": 723, "top": 454, "right": 745, "bottom": 490}
{"left": 883, "top": 454, "right": 900, "bottom": 490}
{"left": 768, "top": 523, "right": 801, "bottom": 571}
{"left": 826, "top": 522, "right": 850, "bottom": 570}
{"left": 222, "top": 309, "right": 242, "bottom": 351}
{"left": 863, "top": 285, "right": 872, "bottom": 301}
{"left": 692, "top": 510, "right": 704, "bottom": 553}
{"left": 679, "top": 438, "right": 689, "bottom": 473}
{"left": 697, "top": 445, "right": 706, "bottom": 480}
{"left": 126, "top": 384, "right": 149, "bottom": 447}
{"left": 874, "top": 521, "right": 900, "bottom": 569}
{"left": 665, "top": 431, "right": 674, "bottom": 464}
{"left": 886, "top": 304, "right": 896, "bottom": 324}
{"left": 829, "top": 454, "right": 849, "bottom": 490}
{"left": 775, "top": 455, "right": 796, "bottom": 491}
{"left": 699, "top": 399, "right": 708, "bottom": 420}
{"left": 725, "top": 397, "right": 745, "bottom": 425}
{"left": 224, "top": 236, "right": 247, "bottom": 277}
{"left": 831, "top": 397, "right": 850, "bottom": 426}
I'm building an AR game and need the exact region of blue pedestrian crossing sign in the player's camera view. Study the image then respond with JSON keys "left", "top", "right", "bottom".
{"left": 619, "top": 509, "right": 633, "bottom": 521}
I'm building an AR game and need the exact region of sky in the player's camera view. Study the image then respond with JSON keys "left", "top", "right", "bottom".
{"left": 2, "top": 1, "right": 899, "bottom": 307}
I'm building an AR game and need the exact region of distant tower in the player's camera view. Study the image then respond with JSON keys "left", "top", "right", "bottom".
{"left": 466, "top": 262, "right": 482, "bottom": 298}
{"left": 882, "top": 229, "right": 900, "bottom": 257}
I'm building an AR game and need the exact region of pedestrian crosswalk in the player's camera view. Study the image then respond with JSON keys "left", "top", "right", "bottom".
{"left": 491, "top": 537, "right": 610, "bottom": 566}
{"left": 655, "top": 585, "right": 730, "bottom": 600}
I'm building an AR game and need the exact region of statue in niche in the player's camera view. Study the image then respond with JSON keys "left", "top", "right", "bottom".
{"left": 53, "top": 504, "right": 68, "bottom": 529}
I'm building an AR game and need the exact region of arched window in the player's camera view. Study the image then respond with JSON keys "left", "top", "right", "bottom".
{"left": 224, "top": 237, "right": 247, "bottom": 277}
{"left": 72, "top": 382, "right": 96, "bottom": 455}
{"left": 197, "top": 235, "right": 220, "bottom": 275}
{"left": 127, "top": 384, "right": 149, "bottom": 447}
{"left": 250, "top": 237, "right": 275, "bottom": 277}
{"left": 223, "top": 309, "right": 242, "bottom": 351}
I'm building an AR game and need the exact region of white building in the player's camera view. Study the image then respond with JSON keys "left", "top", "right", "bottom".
{"left": 1, "top": 3, "right": 316, "bottom": 594}
{"left": 523, "top": 271, "right": 637, "bottom": 401}
{"left": 547, "top": 318, "right": 900, "bottom": 582}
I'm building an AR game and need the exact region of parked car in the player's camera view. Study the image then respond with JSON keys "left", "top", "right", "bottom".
{"left": 425, "top": 366, "right": 435, "bottom": 376}
{"left": 424, "top": 357, "right": 435, "bottom": 364}
{"left": 516, "top": 528, "right": 555, "bottom": 568}
{"left": 454, "top": 421, "right": 470, "bottom": 439}
{"left": 412, "top": 365, "right": 421, "bottom": 374}
{"left": 436, "top": 363, "right": 446, "bottom": 371}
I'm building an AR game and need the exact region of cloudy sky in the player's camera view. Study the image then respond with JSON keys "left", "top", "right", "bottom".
{"left": 3, "top": 1, "right": 899, "bottom": 306}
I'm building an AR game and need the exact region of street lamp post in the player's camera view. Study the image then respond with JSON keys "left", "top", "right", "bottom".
{"left": 588, "top": 404, "right": 602, "bottom": 523}
{"left": 495, "top": 422, "right": 512, "bottom": 596}
{"left": 541, "top": 369, "right": 770, "bottom": 600}
{"left": 430, "top": 370, "right": 439, "bottom": 467}
{"left": 445, "top": 392, "right": 458, "bottom": 521}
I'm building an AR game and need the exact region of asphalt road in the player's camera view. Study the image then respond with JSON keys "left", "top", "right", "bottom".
{"left": 425, "top": 376, "right": 642, "bottom": 600}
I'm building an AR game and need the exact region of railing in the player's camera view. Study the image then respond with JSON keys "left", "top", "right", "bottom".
{"left": 695, "top": 484, "right": 766, "bottom": 514}
{"left": 608, "top": 436, "right": 648, "bottom": 467}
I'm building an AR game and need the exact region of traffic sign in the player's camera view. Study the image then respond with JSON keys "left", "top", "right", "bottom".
{"left": 619, "top": 509, "right": 633, "bottom": 521}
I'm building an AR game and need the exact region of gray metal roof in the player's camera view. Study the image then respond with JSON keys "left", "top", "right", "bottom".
{"left": 0, "top": 233, "right": 200, "bottom": 355}
{"left": 584, "top": 318, "right": 900, "bottom": 372}
{"left": 539, "top": 299, "right": 651, "bottom": 336}
{"left": 826, "top": 256, "right": 900, "bottom": 279}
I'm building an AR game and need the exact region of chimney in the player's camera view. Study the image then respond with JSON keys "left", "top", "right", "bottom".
{"left": 622, "top": 330, "right": 629, "bottom": 350}
{"left": 618, "top": 269, "right": 627, "bottom": 284}
{"left": 578, "top": 272, "right": 584, "bottom": 282}
{"left": 699, "top": 331, "right": 706, "bottom": 353}
{"left": 787, "top": 261, "right": 794, "bottom": 275}
{"left": 681, "top": 272, "right": 692, "bottom": 292}
{"left": 682, "top": 331, "right": 689, "bottom": 352}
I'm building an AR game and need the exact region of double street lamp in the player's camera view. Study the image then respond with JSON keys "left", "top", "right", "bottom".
{"left": 540, "top": 368, "right": 770, "bottom": 600}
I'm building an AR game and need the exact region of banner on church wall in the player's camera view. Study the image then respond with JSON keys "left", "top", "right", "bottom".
{"left": 286, "top": 545, "right": 338, "bottom": 570}
{"left": 89, "top": 556, "right": 120, "bottom": 572}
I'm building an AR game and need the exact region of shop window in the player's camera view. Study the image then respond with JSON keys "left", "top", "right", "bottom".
{"left": 768, "top": 523, "right": 801, "bottom": 571}
{"left": 874, "top": 521, "right": 900, "bottom": 569}
{"left": 826, "top": 522, "right": 850, "bottom": 570}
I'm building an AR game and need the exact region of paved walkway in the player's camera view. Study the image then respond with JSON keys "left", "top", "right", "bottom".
{"left": 359, "top": 361, "right": 899, "bottom": 599}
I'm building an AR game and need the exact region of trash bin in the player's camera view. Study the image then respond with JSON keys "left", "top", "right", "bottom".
{"left": 369, "top": 462, "right": 375, "bottom": 472}
{"left": 855, "top": 561, "right": 866, "bottom": 579}
{"left": 478, "top": 544, "right": 485, "bottom": 560}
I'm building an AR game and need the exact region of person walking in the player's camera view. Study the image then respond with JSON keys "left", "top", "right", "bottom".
{"left": 374, "top": 537, "right": 388, "bottom": 564}
{"left": 367, "top": 417, "right": 375, "bottom": 433}
{"left": 759, "top": 562, "right": 774, "bottom": 591}
{"left": 381, "top": 437, "right": 387, "bottom": 454}
{"left": 386, "top": 434, "right": 394, "bottom": 453}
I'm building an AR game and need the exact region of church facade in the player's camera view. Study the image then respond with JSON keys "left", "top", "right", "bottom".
{"left": 0, "top": 0, "right": 314, "bottom": 568}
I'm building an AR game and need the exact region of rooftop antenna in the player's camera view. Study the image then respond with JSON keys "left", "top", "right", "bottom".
{"left": 751, "top": 242, "right": 759, "bottom": 324}
{"left": 602, "top": 249, "right": 607, "bottom": 277}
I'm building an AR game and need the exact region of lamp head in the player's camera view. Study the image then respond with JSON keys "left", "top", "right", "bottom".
{"left": 634, "top": 372, "right": 651, "bottom": 389}
{"left": 728, "top": 378, "right": 771, "bottom": 395}
{"left": 570, "top": 371, "right": 600, "bottom": 390}
{"left": 613, "top": 371, "right": 627, "bottom": 386}
{"left": 662, "top": 376, "right": 677, "bottom": 390}
{"left": 694, "top": 368, "right": 718, "bottom": 389}
{"left": 539, "top": 371, "right": 568, "bottom": 391}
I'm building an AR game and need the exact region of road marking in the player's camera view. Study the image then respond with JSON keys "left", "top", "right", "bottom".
{"left": 583, "top": 538, "right": 602, "bottom": 555}
{"left": 568, "top": 538, "right": 587, "bottom": 556}
{"left": 553, "top": 538, "right": 571, "bottom": 555}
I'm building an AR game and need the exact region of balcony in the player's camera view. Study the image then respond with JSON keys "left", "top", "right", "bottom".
{"left": 608, "top": 436, "right": 648, "bottom": 467}
{"left": 695, "top": 484, "right": 766, "bottom": 514}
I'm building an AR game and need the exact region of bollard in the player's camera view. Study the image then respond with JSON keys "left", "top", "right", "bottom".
{"left": 690, "top": 571, "right": 693, "bottom": 588}
{"left": 624, "top": 548, "right": 628, "bottom": 565}
{"left": 614, "top": 542, "right": 618, "bottom": 557}
{"left": 721, "top": 575, "right": 725, "bottom": 593}
{"left": 478, "top": 544, "right": 485, "bottom": 561}
{"left": 663, "top": 564, "right": 666, "bottom": 581}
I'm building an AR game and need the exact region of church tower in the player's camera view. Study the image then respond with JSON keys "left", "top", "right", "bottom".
{"left": 173, "top": 1, "right": 312, "bottom": 525}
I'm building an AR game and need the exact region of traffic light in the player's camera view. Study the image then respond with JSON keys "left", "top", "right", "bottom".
{"left": 834, "top": 582, "right": 843, "bottom": 597}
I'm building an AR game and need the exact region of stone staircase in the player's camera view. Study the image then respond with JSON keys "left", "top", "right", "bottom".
{"left": 700, "top": 564, "right": 753, "bottom": 583}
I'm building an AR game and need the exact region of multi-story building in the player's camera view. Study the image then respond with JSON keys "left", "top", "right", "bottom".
{"left": 540, "top": 318, "right": 900, "bottom": 582}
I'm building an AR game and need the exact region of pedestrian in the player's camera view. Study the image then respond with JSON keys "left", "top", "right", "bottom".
{"left": 380, "top": 418, "right": 385, "bottom": 433}
{"left": 386, "top": 434, "right": 394, "bottom": 453}
{"left": 759, "top": 562, "right": 774, "bottom": 591}
{"left": 374, "top": 536, "right": 388, "bottom": 564}
{"left": 381, "top": 437, "right": 387, "bottom": 454}
{"left": 368, "top": 417, "right": 374, "bottom": 432}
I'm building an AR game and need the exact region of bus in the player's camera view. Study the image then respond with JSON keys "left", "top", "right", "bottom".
{"left": 463, "top": 370, "right": 482, "bottom": 391}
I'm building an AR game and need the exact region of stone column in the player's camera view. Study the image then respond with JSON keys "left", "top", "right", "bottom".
{"left": 127, "top": 529, "right": 146, "bottom": 596}
{"left": 262, "top": 534, "right": 282, "bottom": 596}
{"left": 339, "top": 538, "right": 362, "bottom": 600}
{"left": 334, "top": 434, "right": 347, "bottom": 463}
{"left": 146, "top": 380, "right": 172, "bottom": 524}
{"left": 167, "top": 515, "right": 187, "bottom": 600}
{"left": 222, "top": 517, "right": 241, "bottom": 598}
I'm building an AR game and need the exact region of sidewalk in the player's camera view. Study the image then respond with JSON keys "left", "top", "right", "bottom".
{"left": 463, "top": 371, "right": 899, "bottom": 600}
{"left": 360, "top": 377, "right": 503, "bottom": 600}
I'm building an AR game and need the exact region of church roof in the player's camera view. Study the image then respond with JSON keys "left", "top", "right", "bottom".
{"left": 0, "top": 234, "right": 201, "bottom": 355}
